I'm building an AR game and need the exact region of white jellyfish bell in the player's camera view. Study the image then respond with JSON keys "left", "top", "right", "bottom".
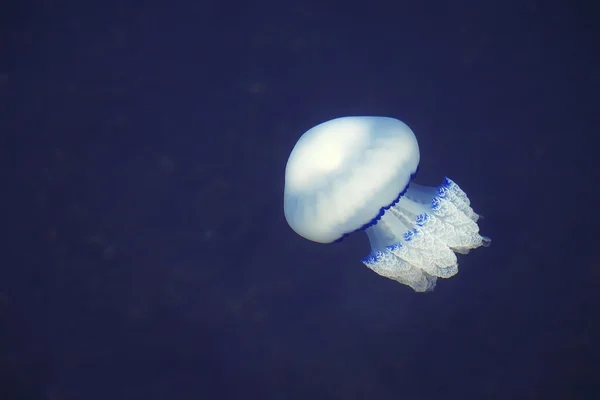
{"left": 283, "top": 116, "right": 490, "bottom": 292}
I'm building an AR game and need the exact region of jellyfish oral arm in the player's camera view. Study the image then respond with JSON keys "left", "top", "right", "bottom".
{"left": 362, "top": 178, "right": 490, "bottom": 292}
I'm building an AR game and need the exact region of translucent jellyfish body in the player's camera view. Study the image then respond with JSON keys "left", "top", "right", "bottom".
{"left": 283, "top": 116, "right": 490, "bottom": 292}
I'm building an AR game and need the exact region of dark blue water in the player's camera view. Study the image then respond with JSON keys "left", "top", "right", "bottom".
{"left": 1, "top": 1, "right": 598, "bottom": 399}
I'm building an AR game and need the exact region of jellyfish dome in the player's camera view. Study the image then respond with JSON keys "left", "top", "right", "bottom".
{"left": 283, "top": 116, "right": 490, "bottom": 292}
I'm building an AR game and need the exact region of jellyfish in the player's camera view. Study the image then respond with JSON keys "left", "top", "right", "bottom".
{"left": 283, "top": 116, "right": 490, "bottom": 292}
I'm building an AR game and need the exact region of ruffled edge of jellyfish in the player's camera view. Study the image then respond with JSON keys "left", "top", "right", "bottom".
{"left": 361, "top": 177, "right": 490, "bottom": 292}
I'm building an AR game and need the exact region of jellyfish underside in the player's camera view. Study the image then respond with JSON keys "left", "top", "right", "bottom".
{"left": 362, "top": 177, "right": 490, "bottom": 292}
